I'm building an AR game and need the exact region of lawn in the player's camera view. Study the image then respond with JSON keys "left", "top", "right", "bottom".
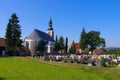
{"left": 0, "top": 57, "right": 120, "bottom": 80}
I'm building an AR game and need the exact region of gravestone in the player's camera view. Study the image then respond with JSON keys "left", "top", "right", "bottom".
{"left": 96, "top": 59, "right": 101, "bottom": 66}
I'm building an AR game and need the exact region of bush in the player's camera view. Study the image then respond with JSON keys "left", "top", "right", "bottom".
{"left": 70, "top": 59, "right": 75, "bottom": 63}
{"left": 63, "top": 56, "right": 75, "bottom": 63}
{"left": 80, "top": 57, "right": 88, "bottom": 64}
{"left": 63, "top": 57, "right": 68, "bottom": 63}
{"left": 100, "top": 57, "right": 107, "bottom": 67}
{"left": 109, "top": 60, "right": 117, "bottom": 67}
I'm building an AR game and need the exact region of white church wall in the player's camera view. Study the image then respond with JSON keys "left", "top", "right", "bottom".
{"left": 47, "top": 41, "right": 54, "bottom": 53}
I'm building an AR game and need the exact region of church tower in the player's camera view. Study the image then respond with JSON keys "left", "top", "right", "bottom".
{"left": 46, "top": 18, "right": 54, "bottom": 39}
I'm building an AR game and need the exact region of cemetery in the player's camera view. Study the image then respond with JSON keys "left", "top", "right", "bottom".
{"left": 1, "top": 0, "right": 120, "bottom": 79}
{"left": 38, "top": 54, "right": 120, "bottom": 67}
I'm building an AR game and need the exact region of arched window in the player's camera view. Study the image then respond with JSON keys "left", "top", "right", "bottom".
{"left": 26, "top": 41, "right": 29, "bottom": 48}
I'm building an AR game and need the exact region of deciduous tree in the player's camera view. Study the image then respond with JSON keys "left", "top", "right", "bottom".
{"left": 87, "top": 31, "right": 105, "bottom": 53}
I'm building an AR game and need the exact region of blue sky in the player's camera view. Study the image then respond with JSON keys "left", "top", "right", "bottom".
{"left": 0, "top": 0, "right": 120, "bottom": 47}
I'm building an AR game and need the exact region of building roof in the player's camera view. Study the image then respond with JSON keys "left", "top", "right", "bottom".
{"left": 25, "top": 29, "right": 54, "bottom": 42}
{"left": 93, "top": 49, "right": 103, "bottom": 53}
{"left": 75, "top": 43, "right": 80, "bottom": 49}
{"left": 0, "top": 38, "right": 5, "bottom": 47}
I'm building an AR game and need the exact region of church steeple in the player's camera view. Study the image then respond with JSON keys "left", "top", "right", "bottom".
{"left": 48, "top": 17, "right": 53, "bottom": 30}
{"left": 46, "top": 17, "right": 54, "bottom": 39}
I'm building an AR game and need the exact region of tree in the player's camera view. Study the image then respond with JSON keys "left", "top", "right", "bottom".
{"left": 5, "top": 23, "right": 13, "bottom": 54}
{"left": 59, "top": 36, "right": 64, "bottom": 52}
{"left": 100, "top": 57, "right": 106, "bottom": 67}
{"left": 37, "top": 39, "right": 46, "bottom": 53}
{"left": 65, "top": 37, "right": 68, "bottom": 53}
{"left": 5, "top": 13, "right": 22, "bottom": 55}
{"left": 86, "top": 31, "right": 105, "bottom": 53}
{"left": 79, "top": 28, "right": 87, "bottom": 53}
{"left": 54, "top": 35, "right": 60, "bottom": 52}
{"left": 69, "top": 41, "right": 76, "bottom": 54}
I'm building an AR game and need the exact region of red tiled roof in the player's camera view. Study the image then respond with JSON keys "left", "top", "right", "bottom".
{"left": 75, "top": 43, "right": 80, "bottom": 53}
{"left": 93, "top": 49, "right": 103, "bottom": 53}
{"left": 0, "top": 38, "right": 5, "bottom": 47}
{"left": 75, "top": 43, "right": 79, "bottom": 49}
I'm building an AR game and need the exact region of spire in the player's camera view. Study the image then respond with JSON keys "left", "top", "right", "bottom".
{"left": 48, "top": 17, "right": 53, "bottom": 30}
{"left": 49, "top": 17, "right": 52, "bottom": 25}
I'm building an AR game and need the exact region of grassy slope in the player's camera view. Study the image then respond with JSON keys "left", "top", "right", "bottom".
{"left": 0, "top": 57, "right": 120, "bottom": 80}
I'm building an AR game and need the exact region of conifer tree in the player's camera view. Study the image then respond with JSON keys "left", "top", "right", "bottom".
{"left": 5, "top": 13, "right": 22, "bottom": 55}
{"left": 69, "top": 41, "right": 76, "bottom": 54}
{"left": 65, "top": 37, "right": 68, "bottom": 53}
{"left": 5, "top": 23, "right": 13, "bottom": 54}
{"left": 79, "top": 28, "right": 87, "bottom": 53}
{"left": 59, "top": 36, "right": 64, "bottom": 52}
{"left": 54, "top": 35, "right": 60, "bottom": 52}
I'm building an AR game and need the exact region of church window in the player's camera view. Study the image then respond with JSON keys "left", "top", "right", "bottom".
{"left": 26, "top": 41, "right": 29, "bottom": 48}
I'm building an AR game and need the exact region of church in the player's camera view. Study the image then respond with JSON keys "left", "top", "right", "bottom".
{"left": 24, "top": 18, "right": 54, "bottom": 55}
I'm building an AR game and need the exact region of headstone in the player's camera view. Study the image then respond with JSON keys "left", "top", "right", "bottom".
{"left": 117, "top": 61, "right": 120, "bottom": 66}
{"left": 92, "top": 61, "right": 96, "bottom": 66}
{"left": 88, "top": 63, "right": 92, "bottom": 66}
{"left": 96, "top": 59, "right": 101, "bottom": 66}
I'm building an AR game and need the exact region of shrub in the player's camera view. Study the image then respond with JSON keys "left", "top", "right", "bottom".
{"left": 109, "top": 60, "right": 117, "bottom": 67}
{"left": 63, "top": 57, "right": 68, "bottom": 63}
{"left": 100, "top": 57, "right": 107, "bottom": 67}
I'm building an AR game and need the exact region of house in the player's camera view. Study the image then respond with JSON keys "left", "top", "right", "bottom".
{"left": 68, "top": 43, "right": 81, "bottom": 53}
{"left": 75, "top": 43, "right": 81, "bottom": 53}
{"left": 24, "top": 18, "right": 54, "bottom": 56}
{"left": 0, "top": 38, "right": 31, "bottom": 56}
{"left": 0, "top": 38, "right": 5, "bottom": 56}
{"left": 93, "top": 49, "right": 103, "bottom": 54}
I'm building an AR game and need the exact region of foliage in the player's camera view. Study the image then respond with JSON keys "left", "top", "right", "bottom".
{"left": 109, "top": 60, "right": 117, "bottom": 67}
{"left": 65, "top": 37, "right": 68, "bottom": 53}
{"left": 100, "top": 57, "right": 107, "bottom": 67}
{"left": 63, "top": 57, "right": 69, "bottom": 63}
{"left": 86, "top": 31, "right": 105, "bottom": 53}
{"left": 37, "top": 39, "right": 46, "bottom": 53}
{"left": 59, "top": 36, "right": 64, "bottom": 52}
{"left": 5, "top": 23, "right": 13, "bottom": 54}
{"left": 54, "top": 36, "right": 67, "bottom": 53}
{"left": 5, "top": 13, "right": 22, "bottom": 55}
{"left": 69, "top": 41, "right": 76, "bottom": 53}
{"left": 54, "top": 35, "right": 60, "bottom": 52}
{"left": 79, "top": 28, "right": 87, "bottom": 51}
{"left": 105, "top": 48, "right": 120, "bottom": 55}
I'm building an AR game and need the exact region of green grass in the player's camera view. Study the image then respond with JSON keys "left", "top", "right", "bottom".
{"left": 0, "top": 57, "right": 120, "bottom": 80}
